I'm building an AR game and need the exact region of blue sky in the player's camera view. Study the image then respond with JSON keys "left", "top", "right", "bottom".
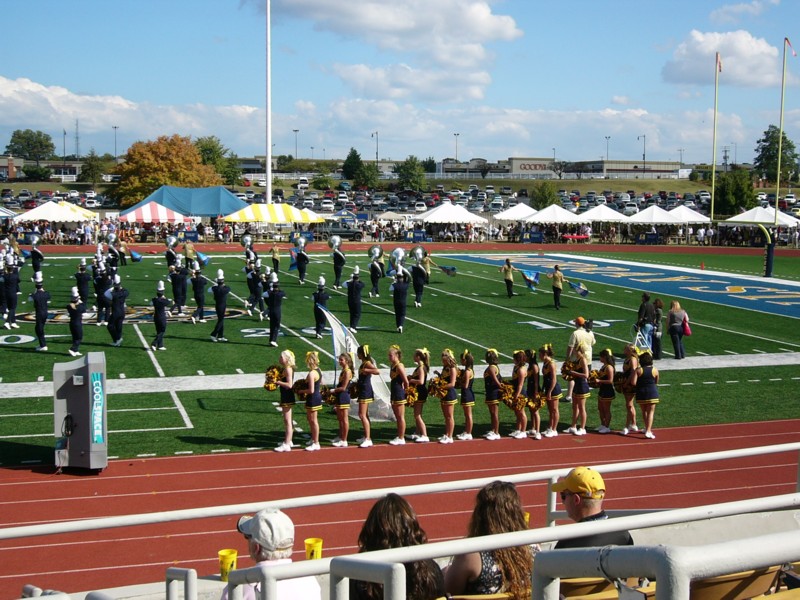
{"left": 2, "top": 0, "right": 798, "bottom": 167}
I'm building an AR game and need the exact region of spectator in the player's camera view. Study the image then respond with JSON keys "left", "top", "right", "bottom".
{"left": 565, "top": 316, "right": 595, "bottom": 403}
{"left": 636, "top": 292, "right": 655, "bottom": 350}
{"left": 667, "top": 300, "right": 688, "bottom": 359}
{"left": 222, "top": 508, "right": 320, "bottom": 600}
{"left": 351, "top": 493, "right": 444, "bottom": 600}
{"left": 444, "top": 481, "right": 533, "bottom": 600}
{"left": 551, "top": 467, "right": 633, "bottom": 549}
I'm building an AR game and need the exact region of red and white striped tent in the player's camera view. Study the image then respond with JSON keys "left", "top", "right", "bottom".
{"left": 119, "top": 201, "right": 191, "bottom": 224}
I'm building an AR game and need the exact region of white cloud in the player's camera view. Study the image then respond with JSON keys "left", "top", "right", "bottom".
{"left": 662, "top": 30, "right": 785, "bottom": 88}
{"left": 710, "top": 0, "right": 779, "bottom": 24}
{"left": 611, "top": 96, "right": 630, "bottom": 106}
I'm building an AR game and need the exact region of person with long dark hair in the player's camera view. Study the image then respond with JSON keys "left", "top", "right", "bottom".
{"left": 482, "top": 349, "right": 503, "bottom": 440}
{"left": 524, "top": 349, "right": 541, "bottom": 439}
{"left": 540, "top": 343, "right": 563, "bottom": 437}
{"left": 355, "top": 345, "right": 379, "bottom": 448}
{"left": 457, "top": 349, "right": 475, "bottom": 440}
{"left": 388, "top": 345, "right": 409, "bottom": 446}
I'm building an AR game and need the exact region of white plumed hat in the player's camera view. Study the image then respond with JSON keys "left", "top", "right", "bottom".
{"left": 157, "top": 280, "right": 165, "bottom": 292}
{"left": 318, "top": 276, "right": 325, "bottom": 287}
{"left": 113, "top": 274, "right": 121, "bottom": 285}
{"left": 270, "top": 271, "right": 278, "bottom": 283}
{"left": 71, "top": 286, "right": 79, "bottom": 298}
{"left": 34, "top": 271, "right": 43, "bottom": 284}
{"left": 217, "top": 269, "right": 225, "bottom": 281}
{"left": 352, "top": 265, "right": 360, "bottom": 278}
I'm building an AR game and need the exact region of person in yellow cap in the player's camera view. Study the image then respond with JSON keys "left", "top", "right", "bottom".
{"left": 550, "top": 466, "right": 633, "bottom": 549}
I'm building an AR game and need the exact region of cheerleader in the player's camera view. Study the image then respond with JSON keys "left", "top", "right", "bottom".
{"left": 438, "top": 349, "right": 459, "bottom": 444}
{"left": 565, "top": 347, "right": 590, "bottom": 436}
{"left": 524, "top": 349, "right": 541, "bottom": 439}
{"left": 595, "top": 348, "right": 616, "bottom": 434}
{"left": 539, "top": 344, "right": 563, "bottom": 437}
{"left": 388, "top": 345, "right": 409, "bottom": 445}
{"left": 273, "top": 350, "right": 296, "bottom": 452}
{"left": 355, "top": 345, "right": 379, "bottom": 448}
{"left": 632, "top": 350, "right": 659, "bottom": 439}
{"left": 456, "top": 349, "right": 475, "bottom": 440}
{"left": 482, "top": 349, "right": 502, "bottom": 440}
{"left": 620, "top": 344, "right": 640, "bottom": 436}
{"left": 407, "top": 348, "right": 430, "bottom": 443}
{"left": 331, "top": 353, "right": 353, "bottom": 447}
{"left": 303, "top": 351, "right": 323, "bottom": 451}
{"left": 509, "top": 350, "right": 529, "bottom": 438}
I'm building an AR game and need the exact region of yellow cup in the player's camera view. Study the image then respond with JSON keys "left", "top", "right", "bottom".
{"left": 304, "top": 537, "right": 323, "bottom": 560}
{"left": 524, "top": 511, "right": 530, "bottom": 527}
{"left": 218, "top": 548, "right": 238, "bottom": 582}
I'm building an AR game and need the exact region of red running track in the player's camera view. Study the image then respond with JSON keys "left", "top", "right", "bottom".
{"left": 1, "top": 419, "right": 799, "bottom": 597}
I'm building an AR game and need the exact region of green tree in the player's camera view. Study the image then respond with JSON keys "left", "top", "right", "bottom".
{"left": 194, "top": 136, "right": 230, "bottom": 172}
{"left": 753, "top": 125, "right": 799, "bottom": 184}
{"left": 220, "top": 154, "right": 242, "bottom": 187}
{"left": 21, "top": 165, "right": 53, "bottom": 182}
{"left": 530, "top": 180, "right": 559, "bottom": 209}
{"left": 394, "top": 155, "right": 426, "bottom": 191}
{"left": 341, "top": 148, "right": 363, "bottom": 180}
{"left": 78, "top": 149, "right": 108, "bottom": 187}
{"left": 353, "top": 162, "right": 379, "bottom": 190}
{"left": 5, "top": 129, "right": 55, "bottom": 166}
{"left": 113, "top": 134, "right": 222, "bottom": 207}
{"left": 421, "top": 156, "right": 437, "bottom": 173}
{"left": 275, "top": 154, "right": 293, "bottom": 169}
{"left": 713, "top": 167, "right": 755, "bottom": 216}
{"left": 312, "top": 174, "right": 334, "bottom": 190}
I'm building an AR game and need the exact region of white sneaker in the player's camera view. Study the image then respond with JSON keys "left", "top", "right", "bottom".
{"left": 482, "top": 431, "right": 493, "bottom": 438}
{"left": 258, "top": 312, "right": 264, "bottom": 322}
{"left": 333, "top": 440, "right": 348, "bottom": 448}
{"left": 485, "top": 431, "right": 501, "bottom": 441}
{"left": 68, "top": 349, "right": 78, "bottom": 357}
{"left": 621, "top": 427, "right": 630, "bottom": 436}
{"left": 246, "top": 309, "right": 252, "bottom": 316}
{"left": 35, "top": 346, "right": 48, "bottom": 352}
{"left": 566, "top": 426, "right": 578, "bottom": 435}
{"left": 269, "top": 341, "right": 278, "bottom": 347}
{"left": 531, "top": 430, "right": 542, "bottom": 440}
{"left": 359, "top": 439, "right": 373, "bottom": 448}
{"left": 305, "top": 442, "right": 321, "bottom": 452}
{"left": 274, "top": 443, "right": 291, "bottom": 452}
{"left": 456, "top": 432, "right": 473, "bottom": 441}
{"left": 218, "top": 337, "right": 228, "bottom": 342}
{"left": 158, "top": 346, "right": 166, "bottom": 351}
{"left": 414, "top": 435, "right": 429, "bottom": 443}
{"left": 210, "top": 336, "right": 218, "bottom": 342}
{"left": 355, "top": 437, "right": 366, "bottom": 444}
{"left": 397, "top": 326, "right": 403, "bottom": 333}
{"left": 198, "top": 319, "right": 207, "bottom": 323}
{"left": 439, "top": 435, "right": 453, "bottom": 444}
{"left": 3, "top": 322, "right": 10, "bottom": 330}
{"left": 630, "top": 424, "right": 640, "bottom": 432}
{"left": 510, "top": 430, "right": 526, "bottom": 439}
{"left": 598, "top": 425, "right": 611, "bottom": 434}
{"left": 577, "top": 428, "right": 587, "bottom": 436}
{"left": 645, "top": 431, "right": 656, "bottom": 439}
{"left": 190, "top": 316, "right": 196, "bottom": 325}
{"left": 10, "top": 323, "right": 19, "bottom": 329}
{"left": 389, "top": 437, "right": 406, "bottom": 446}
{"left": 543, "top": 429, "right": 559, "bottom": 438}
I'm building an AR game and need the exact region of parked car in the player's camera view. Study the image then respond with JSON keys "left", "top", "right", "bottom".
{"left": 518, "top": 188, "right": 528, "bottom": 197}
{"left": 316, "top": 222, "right": 364, "bottom": 241}
{"left": 256, "top": 178, "right": 267, "bottom": 187}
{"left": 500, "top": 186, "right": 513, "bottom": 195}
{"left": 337, "top": 192, "right": 348, "bottom": 202}
{"left": 622, "top": 202, "right": 639, "bottom": 216}
{"left": 414, "top": 201, "right": 427, "bottom": 212}
{"left": 682, "top": 200, "right": 697, "bottom": 210}
{"left": 85, "top": 190, "right": 97, "bottom": 199}
{"left": 68, "top": 190, "right": 80, "bottom": 198}
{"left": 784, "top": 193, "right": 797, "bottom": 205}
{"left": 320, "top": 199, "right": 335, "bottom": 212}
{"left": 22, "top": 199, "right": 37, "bottom": 209}
{"left": 85, "top": 198, "right": 101, "bottom": 208}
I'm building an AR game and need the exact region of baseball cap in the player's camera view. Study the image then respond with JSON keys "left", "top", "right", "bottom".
{"left": 575, "top": 316, "right": 586, "bottom": 327}
{"left": 551, "top": 466, "right": 605, "bottom": 499}
{"left": 237, "top": 509, "right": 294, "bottom": 552}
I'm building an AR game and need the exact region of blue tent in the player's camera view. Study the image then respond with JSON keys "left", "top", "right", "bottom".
{"left": 119, "top": 186, "right": 248, "bottom": 218}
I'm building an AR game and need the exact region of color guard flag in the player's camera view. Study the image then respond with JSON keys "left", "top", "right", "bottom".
{"left": 716, "top": 52, "right": 723, "bottom": 72}
{"left": 289, "top": 248, "right": 297, "bottom": 271}
{"left": 787, "top": 37, "right": 797, "bottom": 57}
{"left": 439, "top": 265, "right": 457, "bottom": 277}
{"left": 521, "top": 270, "right": 540, "bottom": 291}
{"left": 568, "top": 280, "right": 590, "bottom": 297}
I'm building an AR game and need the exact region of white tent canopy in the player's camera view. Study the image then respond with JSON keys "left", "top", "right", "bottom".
{"left": 415, "top": 200, "right": 488, "bottom": 224}
{"left": 724, "top": 206, "right": 798, "bottom": 228}
{"left": 626, "top": 205, "right": 682, "bottom": 225}
{"left": 524, "top": 203, "right": 585, "bottom": 224}
{"left": 668, "top": 205, "right": 711, "bottom": 224}
{"left": 492, "top": 203, "right": 537, "bottom": 222}
{"left": 580, "top": 204, "right": 630, "bottom": 223}
{"left": 0, "top": 206, "right": 16, "bottom": 218}
{"left": 13, "top": 200, "right": 98, "bottom": 223}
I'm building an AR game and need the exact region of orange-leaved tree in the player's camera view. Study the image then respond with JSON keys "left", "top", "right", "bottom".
{"left": 114, "top": 134, "right": 223, "bottom": 207}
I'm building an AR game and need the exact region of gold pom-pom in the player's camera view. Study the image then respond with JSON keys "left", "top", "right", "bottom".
{"left": 322, "top": 386, "right": 335, "bottom": 405}
{"left": 588, "top": 369, "right": 601, "bottom": 388}
{"left": 348, "top": 381, "right": 360, "bottom": 398}
{"left": 455, "top": 369, "right": 465, "bottom": 388}
{"left": 427, "top": 376, "right": 449, "bottom": 400}
{"left": 561, "top": 360, "right": 577, "bottom": 381}
{"left": 499, "top": 383, "right": 516, "bottom": 408}
{"left": 527, "top": 391, "right": 545, "bottom": 411}
{"left": 292, "top": 380, "right": 309, "bottom": 399}
{"left": 406, "top": 385, "right": 419, "bottom": 406}
{"left": 613, "top": 372, "right": 634, "bottom": 393}
{"left": 263, "top": 365, "right": 283, "bottom": 392}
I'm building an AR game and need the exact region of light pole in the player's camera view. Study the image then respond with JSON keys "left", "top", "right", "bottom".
{"left": 454, "top": 132, "right": 460, "bottom": 162}
{"left": 292, "top": 129, "right": 299, "bottom": 160}
{"left": 678, "top": 148, "right": 685, "bottom": 165}
{"left": 323, "top": 148, "right": 326, "bottom": 160}
{"left": 637, "top": 135, "right": 646, "bottom": 178}
{"left": 112, "top": 125, "right": 119, "bottom": 163}
{"left": 371, "top": 131, "right": 379, "bottom": 168}
{"left": 311, "top": 146, "right": 314, "bottom": 160}
{"left": 604, "top": 136, "right": 610, "bottom": 161}
{"left": 731, "top": 142, "right": 737, "bottom": 165}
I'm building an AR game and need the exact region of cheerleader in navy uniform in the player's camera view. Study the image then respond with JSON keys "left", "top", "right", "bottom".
{"left": 273, "top": 350, "right": 296, "bottom": 452}
{"left": 67, "top": 287, "right": 85, "bottom": 357}
{"left": 456, "top": 350, "right": 475, "bottom": 441}
{"left": 151, "top": 280, "right": 171, "bottom": 351}
{"left": 407, "top": 348, "right": 430, "bottom": 443}
{"left": 312, "top": 276, "right": 330, "bottom": 339}
{"left": 524, "top": 349, "right": 542, "bottom": 439}
{"left": 508, "top": 350, "right": 529, "bottom": 439}
{"left": 539, "top": 344, "right": 563, "bottom": 438}
{"left": 632, "top": 350, "right": 659, "bottom": 439}
{"left": 302, "top": 351, "right": 323, "bottom": 451}
{"left": 388, "top": 344, "right": 409, "bottom": 445}
{"left": 331, "top": 353, "right": 353, "bottom": 447}
{"left": 438, "top": 348, "right": 459, "bottom": 444}
{"left": 482, "top": 349, "right": 502, "bottom": 440}
{"left": 620, "top": 343, "right": 640, "bottom": 436}
{"left": 565, "top": 347, "right": 590, "bottom": 436}
{"left": 355, "top": 345, "right": 379, "bottom": 448}
{"left": 595, "top": 348, "right": 616, "bottom": 434}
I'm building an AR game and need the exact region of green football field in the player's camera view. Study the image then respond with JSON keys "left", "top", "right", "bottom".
{"left": 1, "top": 247, "right": 798, "bottom": 465}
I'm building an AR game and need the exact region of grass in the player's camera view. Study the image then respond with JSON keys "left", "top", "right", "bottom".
{"left": 1, "top": 247, "right": 798, "bottom": 465}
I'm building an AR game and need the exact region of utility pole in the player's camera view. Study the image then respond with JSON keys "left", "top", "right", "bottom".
{"left": 454, "top": 132, "right": 460, "bottom": 162}
{"left": 292, "top": 129, "right": 299, "bottom": 160}
{"left": 113, "top": 126, "right": 119, "bottom": 163}
{"left": 637, "top": 135, "right": 646, "bottom": 178}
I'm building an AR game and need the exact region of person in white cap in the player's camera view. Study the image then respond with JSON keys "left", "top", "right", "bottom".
{"left": 67, "top": 286, "right": 85, "bottom": 357}
{"left": 190, "top": 261, "right": 206, "bottom": 324}
{"left": 74, "top": 258, "right": 92, "bottom": 304}
{"left": 264, "top": 272, "right": 285, "bottom": 347}
{"left": 210, "top": 269, "right": 230, "bottom": 342}
{"left": 222, "top": 508, "right": 320, "bottom": 600}
{"left": 106, "top": 273, "right": 129, "bottom": 347}
{"left": 311, "top": 276, "right": 329, "bottom": 339}
{"left": 345, "top": 265, "right": 364, "bottom": 333}
{"left": 3, "top": 255, "right": 21, "bottom": 330}
{"left": 151, "top": 280, "right": 171, "bottom": 351}
{"left": 332, "top": 242, "right": 346, "bottom": 289}
{"left": 93, "top": 261, "right": 111, "bottom": 326}
{"left": 168, "top": 258, "right": 189, "bottom": 316}
{"left": 29, "top": 272, "right": 51, "bottom": 351}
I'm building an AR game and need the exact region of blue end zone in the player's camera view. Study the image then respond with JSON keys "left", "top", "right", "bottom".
{"left": 441, "top": 252, "right": 800, "bottom": 319}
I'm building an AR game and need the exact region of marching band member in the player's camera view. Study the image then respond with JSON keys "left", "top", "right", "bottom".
{"left": 345, "top": 266, "right": 364, "bottom": 333}
{"left": 93, "top": 261, "right": 111, "bottom": 326}
{"left": 499, "top": 258, "right": 518, "bottom": 298}
{"left": 30, "top": 272, "right": 51, "bottom": 351}
{"left": 595, "top": 348, "right": 616, "bottom": 434}
{"left": 245, "top": 259, "right": 261, "bottom": 318}
{"left": 620, "top": 344, "right": 640, "bottom": 436}
{"left": 332, "top": 243, "right": 346, "bottom": 289}
{"left": 331, "top": 353, "right": 354, "bottom": 447}
{"left": 168, "top": 259, "right": 189, "bottom": 316}
{"left": 302, "top": 351, "right": 323, "bottom": 451}
{"left": 151, "top": 280, "right": 171, "bottom": 351}
{"left": 632, "top": 350, "right": 659, "bottom": 439}
{"left": 482, "top": 349, "right": 502, "bottom": 440}
{"left": 391, "top": 270, "right": 410, "bottom": 334}
{"left": 74, "top": 258, "right": 92, "bottom": 305}
{"left": 525, "top": 349, "right": 542, "bottom": 439}
{"left": 368, "top": 254, "right": 382, "bottom": 298}
{"left": 210, "top": 269, "right": 230, "bottom": 342}
{"left": 411, "top": 260, "right": 426, "bottom": 307}
{"left": 67, "top": 286, "right": 85, "bottom": 357}
{"left": 408, "top": 348, "right": 430, "bottom": 443}
{"left": 312, "top": 276, "right": 329, "bottom": 339}
{"left": 295, "top": 242, "right": 309, "bottom": 284}
{"left": 273, "top": 349, "right": 296, "bottom": 453}
{"left": 106, "top": 274, "right": 129, "bottom": 347}
{"left": 565, "top": 347, "right": 590, "bottom": 436}
{"left": 190, "top": 262, "right": 206, "bottom": 324}
{"left": 388, "top": 344, "right": 409, "bottom": 445}
{"left": 2, "top": 255, "right": 20, "bottom": 329}
{"left": 539, "top": 343, "right": 563, "bottom": 437}
{"left": 30, "top": 238, "right": 44, "bottom": 275}
{"left": 438, "top": 349, "right": 459, "bottom": 444}
{"left": 456, "top": 350, "right": 475, "bottom": 441}
{"left": 508, "top": 350, "right": 528, "bottom": 439}
{"left": 265, "top": 272, "right": 285, "bottom": 347}
{"left": 355, "top": 345, "right": 379, "bottom": 448}
{"left": 165, "top": 241, "right": 178, "bottom": 269}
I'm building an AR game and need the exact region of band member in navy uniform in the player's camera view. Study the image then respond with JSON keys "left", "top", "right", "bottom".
{"left": 246, "top": 259, "right": 263, "bottom": 318}
{"left": 168, "top": 259, "right": 189, "bottom": 316}
{"left": 3, "top": 255, "right": 20, "bottom": 330}
{"left": 190, "top": 262, "right": 206, "bottom": 324}
{"left": 74, "top": 258, "right": 92, "bottom": 304}
{"left": 332, "top": 244, "right": 346, "bottom": 289}
{"left": 210, "top": 269, "right": 230, "bottom": 342}
{"left": 67, "top": 286, "right": 85, "bottom": 357}
{"left": 312, "top": 276, "right": 330, "bottom": 339}
{"left": 106, "top": 274, "right": 129, "bottom": 347}
{"left": 411, "top": 260, "right": 426, "bottom": 308}
{"left": 265, "top": 272, "right": 285, "bottom": 347}
{"left": 30, "top": 272, "right": 51, "bottom": 351}
{"left": 106, "top": 241, "right": 121, "bottom": 274}
{"left": 30, "top": 239, "right": 45, "bottom": 275}
{"left": 93, "top": 262, "right": 111, "bottom": 326}
{"left": 295, "top": 244, "right": 309, "bottom": 284}
{"left": 369, "top": 256, "right": 382, "bottom": 298}
{"left": 345, "top": 266, "right": 364, "bottom": 333}
{"left": 165, "top": 242, "right": 178, "bottom": 268}
{"left": 390, "top": 269, "right": 410, "bottom": 334}
{"left": 151, "top": 280, "right": 171, "bottom": 351}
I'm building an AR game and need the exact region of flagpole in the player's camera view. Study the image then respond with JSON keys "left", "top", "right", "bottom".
{"left": 774, "top": 38, "right": 791, "bottom": 227}
{"left": 710, "top": 52, "right": 720, "bottom": 222}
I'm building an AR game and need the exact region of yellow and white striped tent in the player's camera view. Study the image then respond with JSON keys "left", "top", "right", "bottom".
{"left": 58, "top": 201, "right": 99, "bottom": 221}
{"left": 222, "top": 202, "right": 324, "bottom": 224}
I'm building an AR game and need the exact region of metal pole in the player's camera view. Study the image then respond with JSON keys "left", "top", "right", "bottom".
{"left": 265, "top": 0, "right": 273, "bottom": 202}
{"left": 293, "top": 129, "right": 299, "bottom": 160}
{"left": 638, "top": 134, "right": 646, "bottom": 178}
{"left": 112, "top": 126, "right": 118, "bottom": 163}
{"left": 454, "top": 132, "right": 460, "bottom": 162}
{"left": 605, "top": 136, "right": 610, "bottom": 161}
